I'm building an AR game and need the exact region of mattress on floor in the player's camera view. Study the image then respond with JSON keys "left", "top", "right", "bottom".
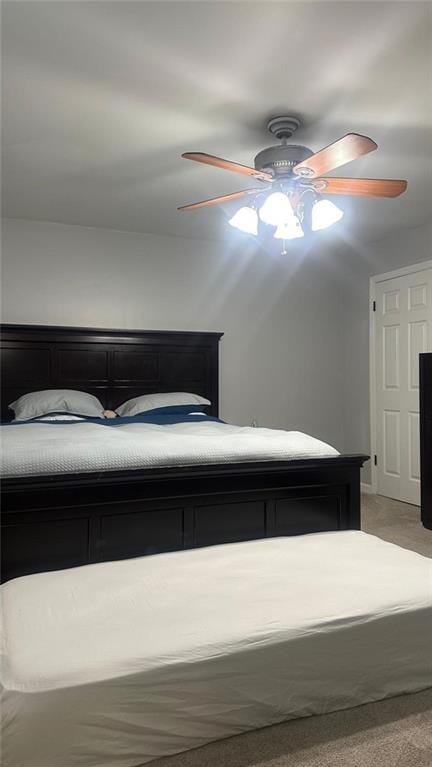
{"left": 1, "top": 531, "right": 432, "bottom": 767}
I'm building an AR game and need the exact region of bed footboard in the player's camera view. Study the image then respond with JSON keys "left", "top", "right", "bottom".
{"left": 1, "top": 455, "right": 368, "bottom": 581}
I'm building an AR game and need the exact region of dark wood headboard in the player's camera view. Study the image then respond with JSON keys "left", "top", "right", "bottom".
{"left": 0, "top": 324, "right": 223, "bottom": 421}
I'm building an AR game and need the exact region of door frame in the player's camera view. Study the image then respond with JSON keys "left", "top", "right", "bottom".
{"left": 369, "top": 260, "right": 432, "bottom": 495}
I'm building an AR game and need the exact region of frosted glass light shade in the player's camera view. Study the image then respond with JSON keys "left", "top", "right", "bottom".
{"left": 273, "top": 218, "right": 304, "bottom": 240}
{"left": 259, "top": 192, "right": 294, "bottom": 226}
{"left": 312, "top": 199, "right": 344, "bottom": 231}
{"left": 228, "top": 206, "right": 258, "bottom": 235}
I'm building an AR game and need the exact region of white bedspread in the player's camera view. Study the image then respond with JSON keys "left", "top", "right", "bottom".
{"left": 1, "top": 531, "right": 431, "bottom": 767}
{"left": 0, "top": 419, "right": 339, "bottom": 477}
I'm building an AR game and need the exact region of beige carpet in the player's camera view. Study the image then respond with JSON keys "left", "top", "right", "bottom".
{"left": 153, "top": 496, "right": 432, "bottom": 767}
{"left": 362, "top": 493, "right": 432, "bottom": 559}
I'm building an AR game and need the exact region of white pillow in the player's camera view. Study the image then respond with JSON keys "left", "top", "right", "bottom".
{"left": 116, "top": 392, "right": 210, "bottom": 418}
{"left": 9, "top": 390, "right": 104, "bottom": 421}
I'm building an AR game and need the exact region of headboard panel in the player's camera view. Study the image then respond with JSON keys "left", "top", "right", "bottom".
{"left": 0, "top": 325, "right": 223, "bottom": 421}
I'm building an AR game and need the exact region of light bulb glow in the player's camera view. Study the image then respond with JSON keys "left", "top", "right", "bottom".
{"left": 312, "top": 199, "right": 344, "bottom": 231}
{"left": 259, "top": 192, "right": 294, "bottom": 226}
{"left": 273, "top": 219, "right": 304, "bottom": 240}
{"left": 228, "top": 206, "right": 258, "bottom": 235}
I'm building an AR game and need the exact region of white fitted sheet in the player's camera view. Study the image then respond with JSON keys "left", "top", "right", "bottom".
{"left": 1, "top": 531, "right": 431, "bottom": 767}
{"left": 0, "top": 419, "right": 339, "bottom": 477}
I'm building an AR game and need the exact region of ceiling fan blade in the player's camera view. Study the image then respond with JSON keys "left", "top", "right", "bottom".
{"left": 182, "top": 152, "right": 273, "bottom": 182}
{"left": 313, "top": 177, "right": 407, "bottom": 198}
{"left": 293, "top": 134, "right": 378, "bottom": 179}
{"left": 178, "top": 188, "right": 262, "bottom": 211}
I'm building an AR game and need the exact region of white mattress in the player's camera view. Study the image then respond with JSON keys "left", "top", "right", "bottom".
{"left": 0, "top": 418, "right": 339, "bottom": 477}
{"left": 1, "top": 531, "right": 431, "bottom": 767}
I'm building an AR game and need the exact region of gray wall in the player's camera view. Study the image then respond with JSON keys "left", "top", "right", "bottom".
{"left": 1, "top": 218, "right": 345, "bottom": 449}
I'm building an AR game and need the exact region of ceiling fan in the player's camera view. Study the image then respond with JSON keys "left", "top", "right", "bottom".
{"left": 178, "top": 116, "right": 407, "bottom": 251}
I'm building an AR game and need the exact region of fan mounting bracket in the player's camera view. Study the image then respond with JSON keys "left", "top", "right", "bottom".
{"left": 267, "top": 116, "right": 302, "bottom": 141}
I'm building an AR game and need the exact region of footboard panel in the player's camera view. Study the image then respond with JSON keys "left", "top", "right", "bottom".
{"left": 1, "top": 455, "right": 368, "bottom": 581}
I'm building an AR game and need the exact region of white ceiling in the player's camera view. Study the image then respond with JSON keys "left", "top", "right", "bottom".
{"left": 2, "top": 1, "right": 432, "bottom": 244}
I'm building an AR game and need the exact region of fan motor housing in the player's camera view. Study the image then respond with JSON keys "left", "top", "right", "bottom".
{"left": 254, "top": 145, "right": 313, "bottom": 176}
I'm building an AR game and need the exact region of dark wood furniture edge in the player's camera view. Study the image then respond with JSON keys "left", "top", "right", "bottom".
{"left": 420, "top": 352, "right": 432, "bottom": 529}
{"left": 2, "top": 454, "right": 369, "bottom": 490}
{"left": 0, "top": 323, "right": 224, "bottom": 340}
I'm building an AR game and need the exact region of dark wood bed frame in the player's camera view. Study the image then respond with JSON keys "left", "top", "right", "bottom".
{"left": 1, "top": 324, "right": 368, "bottom": 582}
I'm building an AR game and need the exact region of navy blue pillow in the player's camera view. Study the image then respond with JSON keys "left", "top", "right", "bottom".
{"left": 132, "top": 404, "right": 207, "bottom": 417}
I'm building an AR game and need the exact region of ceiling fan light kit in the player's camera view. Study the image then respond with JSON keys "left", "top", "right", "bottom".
{"left": 258, "top": 191, "right": 295, "bottom": 226}
{"left": 312, "top": 199, "right": 344, "bottom": 231}
{"left": 228, "top": 206, "right": 259, "bottom": 236}
{"left": 179, "top": 116, "right": 407, "bottom": 253}
{"left": 274, "top": 218, "right": 304, "bottom": 240}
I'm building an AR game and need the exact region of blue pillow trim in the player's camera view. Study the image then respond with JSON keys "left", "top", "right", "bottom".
{"left": 116, "top": 404, "right": 207, "bottom": 417}
{"left": 2, "top": 411, "right": 223, "bottom": 427}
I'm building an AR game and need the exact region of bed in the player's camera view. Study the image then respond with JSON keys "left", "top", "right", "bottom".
{"left": 2, "top": 530, "right": 431, "bottom": 767}
{"left": 0, "top": 324, "right": 368, "bottom": 582}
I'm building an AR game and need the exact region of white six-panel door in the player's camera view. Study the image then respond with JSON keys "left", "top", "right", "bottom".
{"left": 374, "top": 267, "right": 432, "bottom": 505}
